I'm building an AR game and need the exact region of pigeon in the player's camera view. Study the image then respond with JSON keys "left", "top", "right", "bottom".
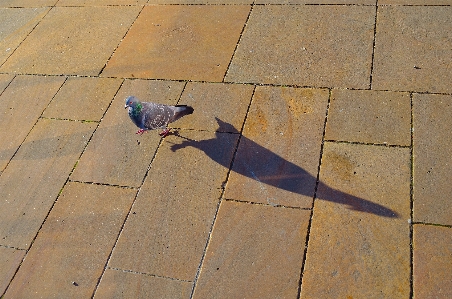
{"left": 124, "top": 96, "right": 194, "bottom": 137}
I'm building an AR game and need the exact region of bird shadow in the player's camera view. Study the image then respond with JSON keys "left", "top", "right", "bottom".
{"left": 169, "top": 117, "right": 399, "bottom": 218}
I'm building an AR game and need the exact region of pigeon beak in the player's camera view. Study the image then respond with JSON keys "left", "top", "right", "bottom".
{"left": 124, "top": 104, "right": 128, "bottom": 109}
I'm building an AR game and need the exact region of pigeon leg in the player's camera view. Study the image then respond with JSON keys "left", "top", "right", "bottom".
{"left": 159, "top": 128, "right": 171, "bottom": 137}
{"left": 136, "top": 129, "right": 146, "bottom": 135}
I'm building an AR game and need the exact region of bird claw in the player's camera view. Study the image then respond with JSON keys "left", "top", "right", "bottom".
{"left": 136, "top": 129, "right": 146, "bottom": 135}
{"left": 159, "top": 128, "right": 171, "bottom": 137}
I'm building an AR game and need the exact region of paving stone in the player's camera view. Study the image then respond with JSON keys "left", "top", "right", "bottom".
{"left": 0, "top": 75, "right": 65, "bottom": 172}
{"left": 95, "top": 269, "right": 192, "bottom": 299}
{"left": 0, "top": 119, "right": 96, "bottom": 249}
{"left": 0, "top": 247, "right": 25, "bottom": 296}
{"left": 101, "top": 5, "right": 250, "bottom": 82}
{"left": 301, "top": 142, "right": 410, "bottom": 298}
{"left": 70, "top": 79, "right": 185, "bottom": 187}
{"left": 0, "top": 74, "right": 14, "bottom": 93}
{"left": 373, "top": 6, "right": 452, "bottom": 93}
{"left": 4, "top": 182, "right": 135, "bottom": 299}
{"left": 0, "top": 6, "right": 141, "bottom": 76}
{"left": 147, "top": 0, "right": 251, "bottom": 3}
{"left": 0, "top": 1, "right": 57, "bottom": 7}
{"left": 225, "top": 5, "right": 375, "bottom": 89}
{"left": 325, "top": 89, "right": 411, "bottom": 146}
{"left": 193, "top": 200, "right": 310, "bottom": 298}
{"left": 413, "top": 93, "right": 452, "bottom": 225}
{"left": 225, "top": 86, "right": 328, "bottom": 208}
{"left": 108, "top": 130, "right": 238, "bottom": 281}
{"left": 257, "top": 0, "right": 373, "bottom": 3}
{"left": 43, "top": 77, "right": 123, "bottom": 121}
{"left": 57, "top": 0, "right": 146, "bottom": 5}
{"left": 0, "top": 8, "right": 49, "bottom": 65}
{"left": 413, "top": 224, "right": 452, "bottom": 299}
{"left": 175, "top": 82, "right": 254, "bottom": 132}
{"left": 379, "top": 0, "right": 451, "bottom": 4}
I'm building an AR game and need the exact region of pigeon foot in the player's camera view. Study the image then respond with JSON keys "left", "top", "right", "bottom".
{"left": 136, "top": 129, "right": 146, "bottom": 135}
{"left": 159, "top": 128, "right": 171, "bottom": 137}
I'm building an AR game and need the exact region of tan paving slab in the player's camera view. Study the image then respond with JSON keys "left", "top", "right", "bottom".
{"left": 43, "top": 77, "right": 123, "bottom": 121}
{"left": 380, "top": 0, "right": 452, "bottom": 4}
{"left": 175, "top": 82, "right": 253, "bottom": 132}
{"left": 325, "top": 89, "right": 411, "bottom": 146}
{"left": 0, "top": 74, "right": 14, "bottom": 93}
{"left": 0, "top": 1, "right": 56, "bottom": 8}
{"left": 193, "top": 200, "right": 310, "bottom": 298}
{"left": 413, "top": 93, "right": 452, "bottom": 225}
{"left": 70, "top": 79, "right": 185, "bottom": 187}
{"left": 0, "top": 6, "right": 141, "bottom": 76}
{"left": 373, "top": 6, "right": 452, "bottom": 93}
{"left": 301, "top": 142, "right": 410, "bottom": 298}
{"left": 108, "top": 130, "right": 238, "bottom": 281}
{"left": 101, "top": 5, "right": 250, "bottom": 82}
{"left": 95, "top": 269, "right": 192, "bottom": 299}
{"left": 0, "top": 8, "right": 49, "bottom": 65}
{"left": 413, "top": 224, "right": 452, "bottom": 299}
{"left": 4, "top": 182, "right": 135, "bottom": 299}
{"left": 225, "top": 86, "right": 328, "bottom": 208}
{"left": 57, "top": 0, "right": 147, "bottom": 5}
{"left": 257, "top": 0, "right": 373, "bottom": 3}
{"left": 0, "top": 119, "right": 96, "bottom": 249}
{"left": 0, "top": 75, "right": 65, "bottom": 172}
{"left": 225, "top": 5, "right": 375, "bottom": 89}
{"left": 0, "top": 247, "right": 25, "bottom": 296}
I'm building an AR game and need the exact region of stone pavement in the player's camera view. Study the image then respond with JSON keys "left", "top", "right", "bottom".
{"left": 0, "top": 0, "right": 451, "bottom": 298}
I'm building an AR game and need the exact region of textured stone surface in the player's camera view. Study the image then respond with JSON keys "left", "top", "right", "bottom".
{"left": 225, "top": 5, "right": 375, "bottom": 88}
{"left": 108, "top": 131, "right": 238, "bottom": 281}
{"left": 95, "top": 269, "right": 192, "bottom": 299}
{"left": 0, "top": 119, "right": 96, "bottom": 249}
{"left": 0, "top": 0, "right": 57, "bottom": 6}
{"left": 379, "top": 0, "right": 451, "bottom": 4}
{"left": 0, "top": 75, "right": 65, "bottom": 172}
{"left": 0, "top": 247, "right": 25, "bottom": 295}
{"left": 175, "top": 82, "right": 254, "bottom": 132}
{"left": 325, "top": 89, "right": 411, "bottom": 146}
{"left": 373, "top": 6, "right": 452, "bottom": 93}
{"left": 257, "top": 0, "right": 374, "bottom": 3}
{"left": 413, "top": 225, "right": 452, "bottom": 299}
{"left": 57, "top": 0, "right": 146, "bottom": 5}
{"left": 225, "top": 86, "right": 328, "bottom": 208}
{"left": 0, "top": 6, "right": 141, "bottom": 76}
{"left": 0, "top": 74, "right": 14, "bottom": 93}
{"left": 413, "top": 93, "right": 452, "bottom": 225}
{"left": 70, "top": 79, "right": 185, "bottom": 187}
{"left": 301, "top": 142, "right": 411, "bottom": 298}
{"left": 193, "top": 200, "right": 310, "bottom": 298}
{"left": 43, "top": 77, "right": 122, "bottom": 121}
{"left": 101, "top": 5, "right": 250, "bottom": 81}
{"left": 4, "top": 182, "right": 135, "bottom": 299}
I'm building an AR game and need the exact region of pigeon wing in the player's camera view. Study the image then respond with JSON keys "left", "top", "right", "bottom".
{"left": 142, "top": 102, "right": 175, "bottom": 130}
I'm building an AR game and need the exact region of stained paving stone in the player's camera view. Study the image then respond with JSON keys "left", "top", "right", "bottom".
{"left": 301, "top": 142, "right": 410, "bottom": 298}
{"left": 193, "top": 200, "right": 310, "bottom": 298}
{"left": 3, "top": 182, "right": 135, "bottom": 299}
{"left": 225, "top": 86, "right": 328, "bottom": 208}
{"left": 225, "top": 5, "right": 375, "bottom": 89}
{"left": 0, "top": 6, "right": 141, "bottom": 76}
{"left": 0, "top": 74, "right": 14, "bottom": 93}
{"left": 0, "top": 75, "right": 65, "bottom": 172}
{"left": 413, "top": 93, "right": 452, "bottom": 225}
{"left": 108, "top": 130, "right": 238, "bottom": 281}
{"left": 70, "top": 79, "right": 185, "bottom": 187}
{"left": 413, "top": 224, "right": 452, "bottom": 299}
{"left": 95, "top": 269, "right": 192, "bottom": 299}
{"left": 325, "top": 89, "right": 411, "bottom": 146}
{"left": 101, "top": 5, "right": 250, "bottom": 82}
{"left": 0, "top": 0, "right": 57, "bottom": 7}
{"left": 175, "top": 82, "right": 254, "bottom": 132}
{"left": 0, "top": 247, "right": 25, "bottom": 296}
{"left": 0, "top": 7, "right": 49, "bottom": 65}
{"left": 0, "top": 119, "right": 96, "bottom": 249}
{"left": 43, "top": 77, "right": 123, "bottom": 121}
{"left": 372, "top": 6, "right": 452, "bottom": 93}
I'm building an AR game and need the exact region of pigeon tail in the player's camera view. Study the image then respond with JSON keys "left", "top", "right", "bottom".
{"left": 171, "top": 105, "right": 194, "bottom": 122}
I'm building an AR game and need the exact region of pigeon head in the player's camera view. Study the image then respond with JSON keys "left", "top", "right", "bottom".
{"left": 124, "top": 96, "right": 141, "bottom": 110}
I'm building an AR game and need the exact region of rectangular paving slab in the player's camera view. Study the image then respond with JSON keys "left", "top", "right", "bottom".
{"left": 301, "top": 142, "right": 410, "bottom": 298}
{"left": 225, "top": 86, "right": 329, "bottom": 208}
{"left": 70, "top": 79, "right": 185, "bottom": 187}
{"left": 325, "top": 89, "right": 411, "bottom": 146}
{"left": 0, "top": 247, "right": 25, "bottom": 296}
{"left": 0, "top": 118, "right": 96, "bottom": 249}
{"left": 0, "top": 0, "right": 57, "bottom": 6}
{"left": 3, "top": 182, "right": 136, "bottom": 299}
{"left": 193, "top": 200, "right": 310, "bottom": 298}
{"left": 0, "top": 6, "right": 141, "bottom": 76}
{"left": 225, "top": 5, "right": 375, "bottom": 89}
{"left": 0, "top": 75, "right": 65, "bottom": 172}
{"left": 413, "top": 93, "right": 452, "bottom": 226}
{"left": 101, "top": 5, "right": 251, "bottom": 81}
{"left": 94, "top": 269, "right": 192, "bottom": 299}
{"left": 0, "top": 74, "right": 14, "bottom": 93}
{"left": 372, "top": 6, "right": 452, "bottom": 93}
{"left": 108, "top": 130, "right": 239, "bottom": 281}
{"left": 413, "top": 224, "right": 452, "bottom": 299}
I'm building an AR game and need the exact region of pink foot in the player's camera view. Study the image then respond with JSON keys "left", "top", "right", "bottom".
{"left": 159, "top": 128, "right": 171, "bottom": 137}
{"left": 136, "top": 129, "right": 146, "bottom": 135}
